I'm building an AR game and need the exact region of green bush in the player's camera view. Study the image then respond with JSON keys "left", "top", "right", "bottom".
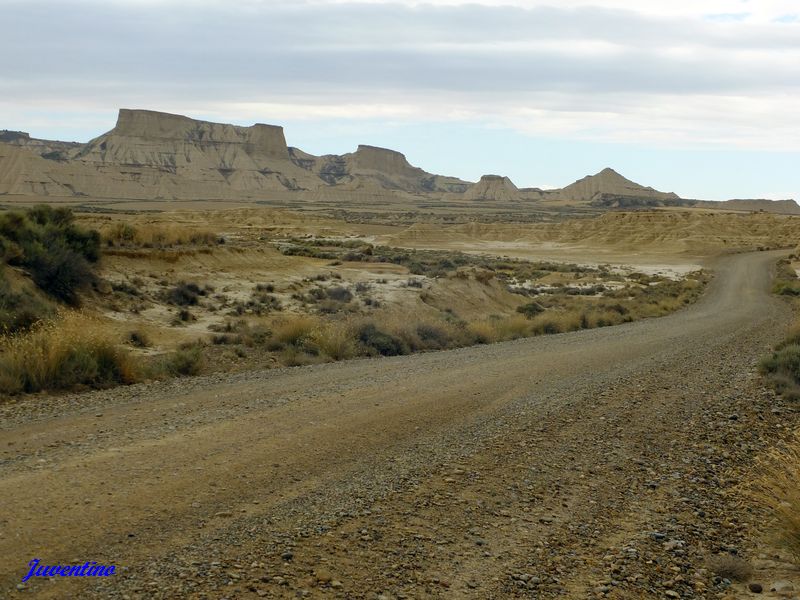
{"left": 774, "top": 281, "right": 800, "bottom": 296}
{"left": 415, "top": 323, "right": 451, "bottom": 349}
{"left": 0, "top": 267, "right": 54, "bottom": 333}
{"left": 0, "top": 205, "right": 100, "bottom": 305}
{"left": 160, "top": 345, "right": 205, "bottom": 376}
{"left": 516, "top": 301, "right": 545, "bottom": 318}
{"left": 166, "top": 282, "right": 206, "bottom": 306}
{"left": 357, "top": 323, "right": 408, "bottom": 356}
{"left": 760, "top": 344, "right": 800, "bottom": 383}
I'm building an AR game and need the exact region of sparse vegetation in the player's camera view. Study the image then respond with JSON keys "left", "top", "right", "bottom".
{"left": 0, "top": 312, "right": 138, "bottom": 395}
{"left": 749, "top": 431, "right": 800, "bottom": 562}
{"left": 759, "top": 343, "right": 800, "bottom": 400}
{"left": 103, "top": 222, "right": 220, "bottom": 249}
{"left": 772, "top": 257, "right": 800, "bottom": 296}
{"left": 0, "top": 267, "right": 55, "bottom": 333}
{"left": 159, "top": 343, "right": 205, "bottom": 376}
{"left": 126, "top": 329, "right": 151, "bottom": 348}
{"left": 0, "top": 205, "right": 101, "bottom": 305}
{"left": 165, "top": 282, "right": 209, "bottom": 306}
{"left": 760, "top": 262, "right": 800, "bottom": 400}
{"left": 707, "top": 554, "right": 754, "bottom": 582}
{"left": 0, "top": 215, "right": 712, "bottom": 395}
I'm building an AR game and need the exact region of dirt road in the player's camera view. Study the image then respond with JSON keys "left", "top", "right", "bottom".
{"left": 1, "top": 250, "right": 797, "bottom": 599}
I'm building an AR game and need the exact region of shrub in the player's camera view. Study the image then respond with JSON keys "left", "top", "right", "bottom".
{"left": 489, "top": 315, "right": 532, "bottom": 340}
{"left": 28, "top": 246, "right": 95, "bottom": 304}
{"left": 356, "top": 323, "right": 408, "bottom": 356}
{"left": 103, "top": 222, "right": 219, "bottom": 248}
{"left": 279, "top": 346, "right": 316, "bottom": 367}
{"left": 166, "top": 282, "right": 205, "bottom": 306}
{"left": 0, "top": 312, "right": 138, "bottom": 394}
{"left": 317, "top": 299, "right": 350, "bottom": 314}
{"left": 126, "top": 330, "right": 151, "bottom": 348}
{"left": 516, "top": 301, "right": 545, "bottom": 319}
{"left": 774, "top": 281, "right": 800, "bottom": 296}
{"left": 160, "top": 344, "right": 204, "bottom": 376}
{"left": 474, "top": 269, "right": 495, "bottom": 284}
{"left": 467, "top": 321, "right": 497, "bottom": 344}
{"left": 759, "top": 344, "right": 800, "bottom": 384}
{"left": 272, "top": 316, "right": 319, "bottom": 347}
{"left": 415, "top": 323, "right": 452, "bottom": 349}
{"left": 707, "top": 554, "right": 753, "bottom": 582}
{"left": 0, "top": 268, "right": 54, "bottom": 333}
{"left": 310, "top": 322, "right": 357, "bottom": 360}
{"left": 0, "top": 205, "right": 101, "bottom": 305}
{"left": 778, "top": 322, "right": 800, "bottom": 350}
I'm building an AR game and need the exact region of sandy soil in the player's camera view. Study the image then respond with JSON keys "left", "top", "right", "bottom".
{"left": 1, "top": 251, "right": 798, "bottom": 598}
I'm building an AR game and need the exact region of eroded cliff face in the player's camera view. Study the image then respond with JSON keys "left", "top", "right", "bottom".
{"left": 66, "top": 109, "right": 321, "bottom": 197}
{"left": 289, "top": 144, "right": 470, "bottom": 194}
{"left": 0, "top": 110, "right": 330, "bottom": 199}
{"left": 4, "top": 110, "right": 795, "bottom": 213}
{"left": 0, "top": 110, "right": 471, "bottom": 199}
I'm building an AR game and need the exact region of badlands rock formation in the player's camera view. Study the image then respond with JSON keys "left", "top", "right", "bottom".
{"left": 0, "top": 130, "right": 80, "bottom": 157}
{"left": 463, "top": 175, "right": 521, "bottom": 201}
{"left": 0, "top": 109, "right": 797, "bottom": 214}
{"left": 0, "top": 110, "right": 468, "bottom": 200}
{"left": 558, "top": 167, "right": 680, "bottom": 204}
{"left": 289, "top": 144, "right": 469, "bottom": 193}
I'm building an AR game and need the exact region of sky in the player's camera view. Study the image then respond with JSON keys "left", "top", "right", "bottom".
{"left": 1, "top": 0, "right": 799, "bottom": 200}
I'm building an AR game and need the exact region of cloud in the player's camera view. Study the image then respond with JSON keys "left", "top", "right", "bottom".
{"left": 1, "top": 0, "right": 799, "bottom": 151}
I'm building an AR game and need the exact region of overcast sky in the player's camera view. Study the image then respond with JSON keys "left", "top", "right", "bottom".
{"left": 1, "top": 0, "right": 798, "bottom": 199}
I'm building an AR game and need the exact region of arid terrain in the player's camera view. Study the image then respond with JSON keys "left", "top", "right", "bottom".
{"left": 1, "top": 250, "right": 799, "bottom": 599}
{"left": 1, "top": 111, "right": 800, "bottom": 599}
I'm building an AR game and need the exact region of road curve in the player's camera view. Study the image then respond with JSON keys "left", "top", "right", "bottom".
{"left": 0, "top": 250, "right": 793, "bottom": 598}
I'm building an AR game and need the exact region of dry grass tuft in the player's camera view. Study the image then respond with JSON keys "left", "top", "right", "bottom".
{"left": 748, "top": 431, "right": 800, "bottom": 562}
{"left": 102, "top": 222, "right": 219, "bottom": 249}
{"left": 309, "top": 321, "right": 357, "bottom": 360}
{"left": 272, "top": 315, "right": 321, "bottom": 347}
{"left": 0, "top": 312, "right": 139, "bottom": 395}
{"left": 707, "top": 554, "right": 754, "bottom": 582}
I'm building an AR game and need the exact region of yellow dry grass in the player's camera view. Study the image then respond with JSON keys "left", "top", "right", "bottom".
{"left": 0, "top": 311, "right": 138, "bottom": 395}
{"left": 749, "top": 430, "right": 800, "bottom": 562}
{"left": 101, "top": 221, "right": 218, "bottom": 248}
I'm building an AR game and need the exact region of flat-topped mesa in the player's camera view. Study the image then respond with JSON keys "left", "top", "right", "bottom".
{"left": 0, "top": 131, "right": 31, "bottom": 144}
{"left": 111, "top": 109, "right": 289, "bottom": 159}
{"left": 349, "top": 145, "right": 416, "bottom": 174}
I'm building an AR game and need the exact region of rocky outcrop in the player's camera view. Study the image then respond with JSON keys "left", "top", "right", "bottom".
{"left": 290, "top": 144, "right": 469, "bottom": 194}
{"left": 0, "top": 130, "right": 80, "bottom": 159}
{"left": 463, "top": 175, "right": 521, "bottom": 201}
{"left": 559, "top": 168, "right": 679, "bottom": 204}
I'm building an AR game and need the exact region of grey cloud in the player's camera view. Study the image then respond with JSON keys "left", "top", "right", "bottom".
{"left": 1, "top": 0, "right": 799, "bottom": 104}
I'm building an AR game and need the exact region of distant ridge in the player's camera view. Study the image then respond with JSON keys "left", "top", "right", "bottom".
{"left": 0, "top": 109, "right": 796, "bottom": 214}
